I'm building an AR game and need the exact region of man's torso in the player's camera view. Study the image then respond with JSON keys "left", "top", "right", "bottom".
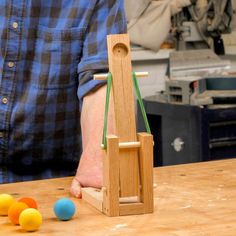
{"left": 0, "top": 0, "right": 98, "bottom": 177}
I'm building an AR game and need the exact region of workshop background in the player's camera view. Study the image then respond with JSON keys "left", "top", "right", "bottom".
{"left": 125, "top": 0, "right": 236, "bottom": 167}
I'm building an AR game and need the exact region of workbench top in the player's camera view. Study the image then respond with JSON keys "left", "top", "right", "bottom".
{"left": 0, "top": 159, "right": 235, "bottom": 236}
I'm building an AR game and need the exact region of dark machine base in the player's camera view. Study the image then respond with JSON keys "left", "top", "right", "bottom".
{"left": 138, "top": 96, "right": 236, "bottom": 167}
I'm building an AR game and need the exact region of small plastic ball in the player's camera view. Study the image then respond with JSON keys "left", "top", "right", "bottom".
{"left": 18, "top": 197, "right": 38, "bottom": 209}
{"left": 53, "top": 198, "right": 76, "bottom": 221}
{"left": 19, "top": 208, "right": 42, "bottom": 232}
{"left": 0, "top": 194, "right": 15, "bottom": 216}
{"left": 8, "top": 202, "right": 28, "bottom": 225}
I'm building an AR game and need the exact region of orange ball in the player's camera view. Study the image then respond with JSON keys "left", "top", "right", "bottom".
{"left": 8, "top": 202, "right": 28, "bottom": 225}
{"left": 18, "top": 197, "right": 38, "bottom": 209}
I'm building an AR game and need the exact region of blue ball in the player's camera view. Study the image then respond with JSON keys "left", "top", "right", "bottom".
{"left": 53, "top": 198, "right": 76, "bottom": 221}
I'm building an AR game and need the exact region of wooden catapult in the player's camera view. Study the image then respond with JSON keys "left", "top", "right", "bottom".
{"left": 82, "top": 34, "right": 154, "bottom": 216}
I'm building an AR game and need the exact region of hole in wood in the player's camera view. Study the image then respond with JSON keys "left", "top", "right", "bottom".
{"left": 56, "top": 187, "right": 64, "bottom": 190}
{"left": 112, "top": 43, "right": 128, "bottom": 58}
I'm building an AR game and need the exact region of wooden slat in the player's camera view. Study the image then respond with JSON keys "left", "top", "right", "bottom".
{"left": 101, "top": 141, "right": 141, "bottom": 149}
{"left": 107, "top": 34, "right": 139, "bottom": 197}
{"left": 81, "top": 187, "right": 103, "bottom": 212}
{"left": 103, "top": 135, "right": 120, "bottom": 216}
{"left": 138, "top": 133, "right": 154, "bottom": 213}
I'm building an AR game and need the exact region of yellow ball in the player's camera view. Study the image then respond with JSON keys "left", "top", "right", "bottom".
{"left": 0, "top": 194, "right": 15, "bottom": 216}
{"left": 19, "top": 208, "right": 42, "bottom": 232}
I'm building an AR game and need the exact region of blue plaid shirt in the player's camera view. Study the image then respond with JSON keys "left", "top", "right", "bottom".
{"left": 0, "top": 0, "right": 126, "bottom": 183}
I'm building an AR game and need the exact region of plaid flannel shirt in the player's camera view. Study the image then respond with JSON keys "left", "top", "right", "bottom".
{"left": 0, "top": 0, "right": 126, "bottom": 183}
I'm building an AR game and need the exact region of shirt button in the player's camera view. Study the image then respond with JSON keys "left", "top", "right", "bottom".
{"left": 12, "top": 22, "right": 18, "bottom": 29}
{"left": 2, "top": 97, "right": 8, "bottom": 104}
{"left": 8, "top": 61, "right": 14, "bottom": 68}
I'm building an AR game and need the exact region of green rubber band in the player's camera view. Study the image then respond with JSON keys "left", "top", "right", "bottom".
{"left": 132, "top": 71, "right": 151, "bottom": 134}
{"left": 102, "top": 72, "right": 151, "bottom": 149}
{"left": 102, "top": 72, "right": 112, "bottom": 149}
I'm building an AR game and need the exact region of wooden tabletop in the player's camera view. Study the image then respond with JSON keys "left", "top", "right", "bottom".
{"left": 0, "top": 159, "right": 235, "bottom": 236}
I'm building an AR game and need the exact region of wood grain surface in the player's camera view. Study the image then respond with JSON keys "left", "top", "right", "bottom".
{"left": 0, "top": 159, "right": 236, "bottom": 236}
{"left": 107, "top": 34, "right": 139, "bottom": 197}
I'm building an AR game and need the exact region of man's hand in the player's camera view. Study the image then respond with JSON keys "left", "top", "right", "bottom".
{"left": 70, "top": 85, "right": 115, "bottom": 198}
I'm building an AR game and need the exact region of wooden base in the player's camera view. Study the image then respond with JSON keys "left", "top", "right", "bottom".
{"left": 81, "top": 187, "right": 150, "bottom": 216}
{"left": 81, "top": 187, "right": 141, "bottom": 214}
{"left": 82, "top": 132, "right": 154, "bottom": 217}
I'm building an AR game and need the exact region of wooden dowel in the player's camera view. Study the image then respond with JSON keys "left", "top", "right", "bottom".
{"left": 119, "top": 196, "right": 139, "bottom": 203}
{"left": 101, "top": 140, "right": 154, "bottom": 149}
{"left": 101, "top": 141, "right": 141, "bottom": 149}
{"left": 94, "top": 72, "right": 149, "bottom": 80}
{"left": 119, "top": 141, "right": 141, "bottom": 149}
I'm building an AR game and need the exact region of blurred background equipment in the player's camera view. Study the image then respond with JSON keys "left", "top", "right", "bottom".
{"left": 126, "top": 1, "right": 236, "bottom": 167}
{"left": 127, "top": 0, "right": 236, "bottom": 99}
{"left": 125, "top": 0, "right": 193, "bottom": 51}
{"left": 138, "top": 49, "right": 236, "bottom": 167}
{"left": 173, "top": 0, "right": 234, "bottom": 54}
{"left": 126, "top": 0, "right": 235, "bottom": 53}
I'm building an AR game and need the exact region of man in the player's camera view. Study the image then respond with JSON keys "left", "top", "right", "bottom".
{"left": 0, "top": 0, "right": 126, "bottom": 197}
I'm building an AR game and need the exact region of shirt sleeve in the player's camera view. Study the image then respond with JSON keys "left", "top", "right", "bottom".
{"left": 77, "top": 0, "right": 127, "bottom": 103}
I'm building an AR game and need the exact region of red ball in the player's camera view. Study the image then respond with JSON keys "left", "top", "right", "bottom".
{"left": 18, "top": 197, "right": 38, "bottom": 209}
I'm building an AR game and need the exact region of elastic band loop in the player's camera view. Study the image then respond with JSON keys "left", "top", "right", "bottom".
{"left": 102, "top": 72, "right": 151, "bottom": 150}
{"left": 102, "top": 72, "right": 112, "bottom": 149}
{"left": 132, "top": 71, "right": 151, "bottom": 134}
